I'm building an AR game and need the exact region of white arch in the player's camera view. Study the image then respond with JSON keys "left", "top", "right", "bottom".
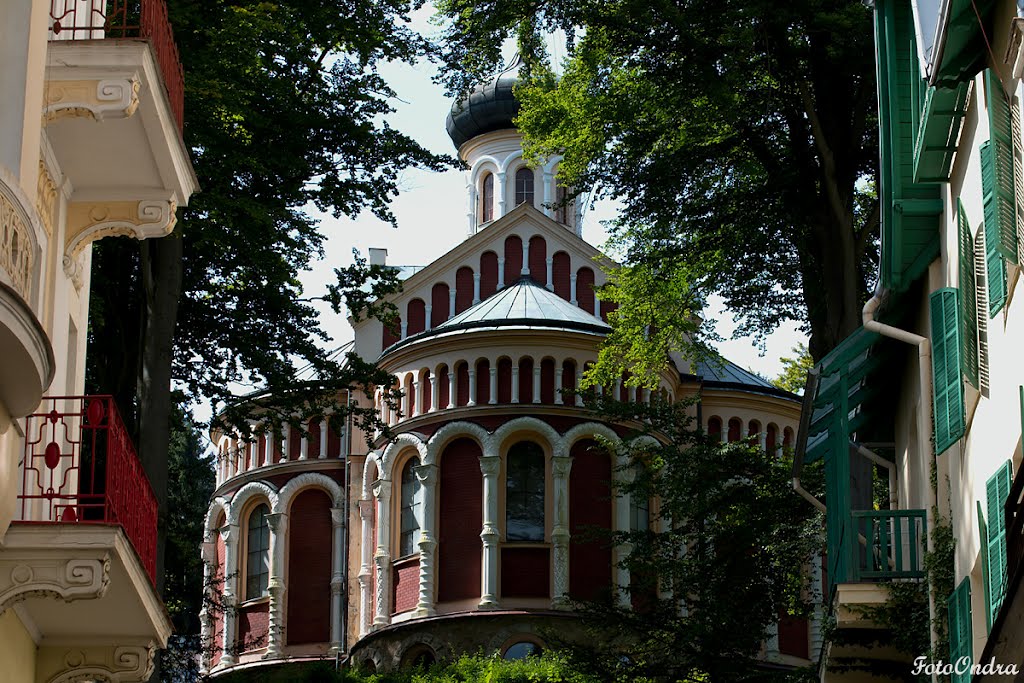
{"left": 274, "top": 472, "right": 343, "bottom": 514}
{"left": 203, "top": 496, "right": 230, "bottom": 540}
{"left": 362, "top": 452, "right": 382, "bottom": 499}
{"left": 227, "top": 481, "right": 279, "bottom": 526}
{"left": 497, "top": 149, "right": 524, "bottom": 174}
{"left": 542, "top": 154, "right": 563, "bottom": 174}
{"left": 491, "top": 416, "right": 562, "bottom": 454}
{"left": 469, "top": 156, "right": 502, "bottom": 185}
{"left": 562, "top": 422, "right": 621, "bottom": 451}
{"left": 424, "top": 420, "right": 491, "bottom": 465}
{"left": 380, "top": 432, "right": 428, "bottom": 479}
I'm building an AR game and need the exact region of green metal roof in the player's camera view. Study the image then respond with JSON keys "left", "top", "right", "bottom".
{"left": 931, "top": 0, "right": 995, "bottom": 88}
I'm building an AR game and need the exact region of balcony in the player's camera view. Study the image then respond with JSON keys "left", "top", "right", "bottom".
{"left": 17, "top": 395, "right": 157, "bottom": 583}
{"left": 842, "top": 509, "right": 927, "bottom": 584}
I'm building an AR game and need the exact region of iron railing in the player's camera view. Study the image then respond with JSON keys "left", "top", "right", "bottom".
{"left": 18, "top": 395, "right": 157, "bottom": 585}
{"left": 48, "top": 0, "right": 184, "bottom": 132}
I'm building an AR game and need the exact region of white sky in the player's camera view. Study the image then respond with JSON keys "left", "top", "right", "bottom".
{"left": 295, "top": 6, "right": 808, "bottom": 387}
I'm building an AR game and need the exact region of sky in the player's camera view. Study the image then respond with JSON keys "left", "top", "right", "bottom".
{"left": 294, "top": 6, "right": 808, "bottom": 388}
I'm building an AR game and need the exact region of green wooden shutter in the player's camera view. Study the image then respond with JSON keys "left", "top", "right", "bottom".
{"left": 984, "top": 69, "right": 1019, "bottom": 264}
{"left": 957, "top": 200, "right": 979, "bottom": 389}
{"left": 930, "top": 288, "right": 965, "bottom": 454}
{"left": 948, "top": 578, "right": 973, "bottom": 681}
{"left": 978, "top": 501, "right": 992, "bottom": 632}
{"left": 986, "top": 459, "right": 1013, "bottom": 626}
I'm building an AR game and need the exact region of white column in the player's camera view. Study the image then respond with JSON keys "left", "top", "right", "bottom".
{"left": 614, "top": 379, "right": 622, "bottom": 402}
{"left": 766, "top": 620, "right": 781, "bottom": 658}
{"left": 447, "top": 370, "right": 457, "bottom": 409}
{"left": 614, "top": 470, "right": 632, "bottom": 609}
{"left": 329, "top": 507, "right": 345, "bottom": 653}
{"left": 542, "top": 171, "right": 555, "bottom": 217}
{"left": 545, "top": 257, "right": 554, "bottom": 290}
{"left": 466, "top": 174, "right": 477, "bottom": 235}
{"left": 521, "top": 242, "right": 530, "bottom": 275}
{"left": 449, "top": 289, "right": 457, "bottom": 318}
{"left": 425, "top": 305, "right": 432, "bottom": 331}
{"left": 489, "top": 367, "right": 498, "bottom": 405}
{"left": 467, "top": 367, "right": 477, "bottom": 407}
{"left": 280, "top": 429, "right": 289, "bottom": 462}
{"left": 299, "top": 430, "right": 309, "bottom": 460}
{"left": 473, "top": 273, "right": 481, "bottom": 304}
{"left": 642, "top": 388, "right": 651, "bottom": 404}
{"left": 357, "top": 500, "right": 374, "bottom": 637}
{"left": 412, "top": 381, "right": 421, "bottom": 417}
{"left": 430, "top": 375, "right": 439, "bottom": 412}
{"left": 570, "top": 273, "right": 578, "bottom": 305}
{"left": 479, "top": 455, "right": 501, "bottom": 608}
{"left": 373, "top": 480, "right": 392, "bottom": 626}
{"left": 497, "top": 257, "right": 506, "bottom": 288}
{"left": 629, "top": 386, "right": 637, "bottom": 403}
{"left": 551, "top": 455, "right": 572, "bottom": 608}
{"left": 265, "top": 512, "right": 288, "bottom": 658}
{"left": 532, "top": 364, "right": 542, "bottom": 403}
{"left": 220, "top": 525, "right": 240, "bottom": 665}
{"left": 576, "top": 372, "right": 584, "bottom": 406}
{"left": 319, "top": 417, "right": 329, "bottom": 458}
{"left": 415, "top": 465, "right": 439, "bottom": 617}
{"left": 400, "top": 321, "right": 408, "bottom": 340}
{"left": 496, "top": 172, "right": 507, "bottom": 217}
{"left": 511, "top": 366, "right": 520, "bottom": 404}
{"left": 401, "top": 385, "right": 410, "bottom": 421}
{"left": 199, "top": 537, "right": 217, "bottom": 674}
{"left": 554, "top": 365, "right": 564, "bottom": 405}
{"left": 265, "top": 432, "right": 274, "bottom": 466}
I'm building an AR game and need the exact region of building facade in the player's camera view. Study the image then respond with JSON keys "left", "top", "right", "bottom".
{"left": 201, "top": 60, "right": 817, "bottom": 676}
{"left": 0, "top": 0, "right": 197, "bottom": 681}
{"left": 801, "top": 0, "right": 1024, "bottom": 680}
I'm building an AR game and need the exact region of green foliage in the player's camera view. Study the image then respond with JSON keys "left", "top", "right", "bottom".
{"left": 926, "top": 513, "right": 956, "bottom": 669}
{"left": 772, "top": 344, "right": 814, "bottom": 395}
{"left": 434, "top": 0, "right": 880, "bottom": 361}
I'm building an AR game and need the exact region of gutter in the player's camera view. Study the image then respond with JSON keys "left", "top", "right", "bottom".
{"left": 928, "top": 0, "right": 953, "bottom": 86}
{"left": 862, "top": 286, "right": 939, "bottom": 682}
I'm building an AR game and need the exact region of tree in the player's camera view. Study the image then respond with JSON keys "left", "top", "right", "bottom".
{"left": 86, "top": 7, "right": 448, "bottom": 665}
{"left": 772, "top": 343, "right": 814, "bottom": 395}
{"left": 555, "top": 395, "right": 819, "bottom": 682}
{"left": 434, "top": 0, "right": 879, "bottom": 365}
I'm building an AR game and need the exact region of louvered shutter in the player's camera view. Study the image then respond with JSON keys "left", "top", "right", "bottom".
{"left": 986, "top": 460, "right": 1013, "bottom": 626}
{"left": 984, "top": 69, "right": 1019, "bottom": 264}
{"left": 947, "top": 578, "right": 973, "bottom": 682}
{"left": 957, "top": 201, "right": 979, "bottom": 389}
{"left": 930, "top": 288, "right": 965, "bottom": 454}
{"left": 978, "top": 501, "right": 992, "bottom": 633}
{"left": 981, "top": 141, "right": 1010, "bottom": 316}
{"left": 974, "top": 228, "right": 991, "bottom": 390}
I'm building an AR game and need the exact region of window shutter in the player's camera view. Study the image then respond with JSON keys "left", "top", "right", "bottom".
{"left": 957, "top": 200, "right": 979, "bottom": 389}
{"left": 983, "top": 69, "right": 1019, "bottom": 264}
{"left": 978, "top": 501, "right": 992, "bottom": 632}
{"left": 947, "top": 578, "right": 973, "bottom": 681}
{"left": 930, "top": 288, "right": 965, "bottom": 454}
{"left": 986, "top": 459, "right": 1013, "bottom": 626}
{"left": 974, "top": 228, "right": 991, "bottom": 391}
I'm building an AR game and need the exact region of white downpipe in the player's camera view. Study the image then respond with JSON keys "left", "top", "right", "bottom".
{"left": 862, "top": 288, "right": 938, "bottom": 681}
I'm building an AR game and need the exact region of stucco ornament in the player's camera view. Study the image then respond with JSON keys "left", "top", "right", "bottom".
{"left": 0, "top": 556, "right": 110, "bottom": 615}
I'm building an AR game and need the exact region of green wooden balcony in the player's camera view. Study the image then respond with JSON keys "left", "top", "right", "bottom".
{"left": 835, "top": 509, "right": 927, "bottom": 589}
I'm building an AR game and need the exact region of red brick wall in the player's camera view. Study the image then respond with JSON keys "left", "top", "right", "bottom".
{"left": 552, "top": 251, "right": 571, "bottom": 300}
{"left": 286, "top": 488, "right": 332, "bottom": 645}
{"left": 576, "top": 267, "right": 595, "bottom": 314}
{"left": 408, "top": 375, "right": 416, "bottom": 417}
{"left": 476, "top": 359, "right": 491, "bottom": 404}
{"left": 238, "top": 601, "right": 269, "bottom": 652}
{"left": 497, "top": 358, "right": 512, "bottom": 403}
{"left": 257, "top": 436, "right": 267, "bottom": 467}
{"left": 480, "top": 251, "right": 498, "bottom": 298}
{"left": 288, "top": 426, "right": 301, "bottom": 461}
{"left": 501, "top": 547, "right": 550, "bottom": 598}
{"left": 438, "top": 438, "right": 482, "bottom": 602}
{"left": 518, "top": 357, "right": 534, "bottom": 403}
{"left": 540, "top": 358, "right": 556, "bottom": 404}
{"left": 504, "top": 235, "right": 523, "bottom": 284}
{"left": 778, "top": 615, "right": 809, "bottom": 659}
{"left": 438, "top": 365, "right": 450, "bottom": 408}
{"left": 528, "top": 236, "right": 547, "bottom": 285}
{"left": 407, "top": 299, "right": 426, "bottom": 336}
{"left": 431, "top": 283, "right": 449, "bottom": 327}
{"left": 392, "top": 557, "right": 420, "bottom": 614}
{"left": 422, "top": 375, "right": 432, "bottom": 412}
{"left": 569, "top": 440, "right": 612, "bottom": 601}
{"left": 455, "top": 267, "right": 473, "bottom": 313}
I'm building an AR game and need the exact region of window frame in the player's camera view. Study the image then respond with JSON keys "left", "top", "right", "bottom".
{"left": 503, "top": 440, "right": 547, "bottom": 543}
{"left": 397, "top": 456, "right": 422, "bottom": 558}
{"left": 244, "top": 501, "right": 271, "bottom": 601}
{"left": 514, "top": 167, "right": 535, "bottom": 207}
{"left": 481, "top": 172, "right": 494, "bottom": 223}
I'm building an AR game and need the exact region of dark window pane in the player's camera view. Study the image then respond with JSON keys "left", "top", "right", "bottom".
{"left": 506, "top": 441, "right": 545, "bottom": 541}
{"left": 400, "top": 459, "right": 421, "bottom": 556}
{"left": 504, "top": 642, "right": 542, "bottom": 660}
{"left": 515, "top": 168, "right": 534, "bottom": 207}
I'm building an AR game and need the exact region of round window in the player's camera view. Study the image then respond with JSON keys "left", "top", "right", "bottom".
{"left": 503, "top": 641, "right": 542, "bottom": 660}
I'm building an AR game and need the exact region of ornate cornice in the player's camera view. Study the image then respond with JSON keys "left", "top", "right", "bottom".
{"left": 44, "top": 79, "right": 141, "bottom": 124}
{"left": 43, "top": 644, "right": 155, "bottom": 683}
{"left": 0, "top": 556, "right": 110, "bottom": 615}
{"left": 64, "top": 200, "right": 177, "bottom": 281}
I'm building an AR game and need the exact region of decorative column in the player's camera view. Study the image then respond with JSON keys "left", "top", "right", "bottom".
{"left": 447, "top": 371, "right": 457, "bottom": 409}
{"left": 400, "top": 320, "right": 408, "bottom": 340}
{"left": 219, "top": 524, "right": 240, "bottom": 666}
{"left": 479, "top": 455, "right": 501, "bottom": 608}
{"left": 280, "top": 429, "right": 289, "bottom": 463}
{"left": 542, "top": 171, "right": 554, "bottom": 217}
{"left": 199, "top": 536, "right": 217, "bottom": 674}
{"left": 489, "top": 367, "right": 498, "bottom": 404}
{"left": 465, "top": 173, "right": 477, "bottom": 235}
{"left": 576, "top": 372, "right": 584, "bottom": 406}
{"left": 357, "top": 500, "right": 374, "bottom": 637}
{"left": 401, "top": 386, "right": 410, "bottom": 421}
{"left": 449, "top": 289, "right": 456, "bottom": 318}
{"left": 570, "top": 273, "right": 577, "bottom": 305}
{"left": 545, "top": 257, "right": 554, "bottom": 290}
{"left": 613, "top": 468, "right": 632, "bottom": 609}
{"left": 497, "top": 257, "right": 505, "bottom": 288}
{"left": 496, "top": 171, "right": 507, "bottom": 217}
{"left": 412, "top": 381, "right": 421, "bottom": 417}
{"left": 511, "top": 367, "right": 520, "bottom": 404}
{"left": 430, "top": 374, "right": 439, "bottom": 412}
{"left": 521, "top": 242, "right": 529, "bottom": 276}
{"left": 613, "top": 379, "right": 622, "bottom": 402}
{"left": 532, "top": 364, "right": 542, "bottom": 404}
{"left": 425, "top": 305, "right": 432, "bottom": 331}
{"left": 551, "top": 455, "right": 573, "bottom": 608}
{"left": 265, "top": 432, "right": 274, "bottom": 466}
{"left": 319, "top": 418, "right": 329, "bottom": 459}
{"left": 473, "top": 273, "right": 481, "bottom": 304}
{"left": 414, "top": 464, "right": 439, "bottom": 617}
{"left": 554, "top": 369, "right": 564, "bottom": 405}
{"left": 628, "top": 386, "right": 637, "bottom": 403}
{"left": 372, "top": 480, "right": 392, "bottom": 626}
{"left": 299, "top": 430, "right": 309, "bottom": 460}
{"left": 329, "top": 507, "right": 345, "bottom": 653}
{"left": 467, "top": 367, "right": 477, "bottom": 407}
{"left": 264, "top": 512, "right": 288, "bottom": 658}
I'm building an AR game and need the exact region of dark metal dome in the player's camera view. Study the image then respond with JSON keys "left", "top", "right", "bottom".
{"left": 446, "top": 54, "right": 524, "bottom": 149}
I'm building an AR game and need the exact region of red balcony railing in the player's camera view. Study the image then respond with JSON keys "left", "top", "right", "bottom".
{"left": 18, "top": 396, "right": 158, "bottom": 585}
{"left": 48, "top": 0, "right": 185, "bottom": 132}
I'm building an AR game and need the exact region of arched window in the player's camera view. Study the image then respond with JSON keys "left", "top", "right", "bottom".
{"left": 503, "top": 641, "right": 542, "bottom": 660}
{"left": 515, "top": 168, "right": 534, "bottom": 207}
{"left": 245, "top": 503, "right": 271, "bottom": 600}
{"left": 399, "top": 459, "right": 421, "bottom": 557}
{"left": 481, "top": 173, "right": 494, "bottom": 222}
{"left": 505, "top": 441, "right": 545, "bottom": 541}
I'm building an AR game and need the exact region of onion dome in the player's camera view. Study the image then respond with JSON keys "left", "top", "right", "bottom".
{"left": 446, "top": 54, "right": 524, "bottom": 149}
